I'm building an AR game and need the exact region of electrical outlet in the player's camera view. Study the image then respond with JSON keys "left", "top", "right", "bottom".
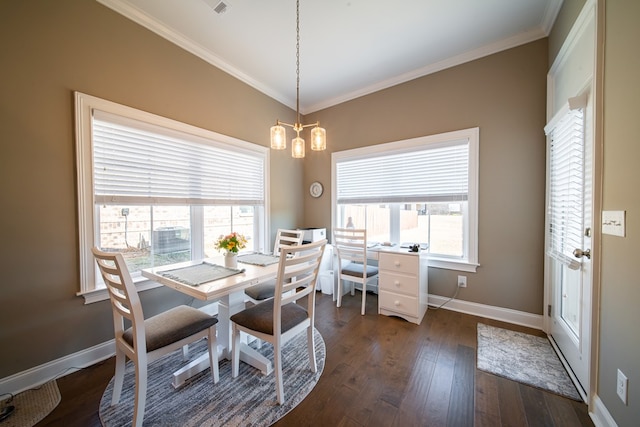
{"left": 457, "top": 275, "right": 467, "bottom": 288}
{"left": 617, "top": 369, "right": 628, "bottom": 404}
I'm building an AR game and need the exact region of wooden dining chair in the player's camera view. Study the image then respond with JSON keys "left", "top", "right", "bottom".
{"left": 333, "top": 228, "right": 379, "bottom": 315}
{"left": 230, "top": 239, "right": 327, "bottom": 404}
{"left": 244, "top": 228, "right": 305, "bottom": 303}
{"left": 92, "top": 247, "right": 219, "bottom": 427}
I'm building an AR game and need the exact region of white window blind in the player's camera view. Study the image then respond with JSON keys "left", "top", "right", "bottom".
{"left": 336, "top": 139, "right": 469, "bottom": 204}
{"left": 93, "top": 110, "right": 265, "bottom": 206}
{"left": 545, "top": 107, "right": 585, "bottom": 270}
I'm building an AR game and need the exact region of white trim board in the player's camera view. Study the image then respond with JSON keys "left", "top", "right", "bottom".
{"left": 0, "top": 340, "right": 115, "bottom": 396}
{"left": 428, "top": 295, "right": 544, "bottom": 330}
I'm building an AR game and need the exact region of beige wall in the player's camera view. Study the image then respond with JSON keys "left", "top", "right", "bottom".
{"left": 305, "top": 40, "right": 549, "bottom": 314}
{"left": 548, "top": 0, "right": 587, "bottom": 63}
{"left": 0, "top": 0, "right": 302, "bottom": 378}
{"left": 597, "top": 1, "right": 640, "bottom": 424}
{"left": 1, "top": 0, "right": 591, "bottom": 391}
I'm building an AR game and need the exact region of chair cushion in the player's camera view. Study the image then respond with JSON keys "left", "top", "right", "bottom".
{"left": 230, "top": 302, "right": 308, "bottom": 335}
{"left": 341, "top": 262, "right": 379, "bottom": 278}
{"left": 244, "top": 279, "right": 276, "bottom": 301}
{"left": 123, "top": 305, "right": 218, "bottom": 352}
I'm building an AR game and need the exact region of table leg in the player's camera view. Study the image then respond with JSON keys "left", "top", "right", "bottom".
{"left": 171, "top": 291, "right": 273, "bottom": 387}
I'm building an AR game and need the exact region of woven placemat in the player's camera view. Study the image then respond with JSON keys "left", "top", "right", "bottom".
{"left": 161, "top": 262, "right": 245, "bottom": 286}
{"left": 0, "top": 380, "right": 61, "bottom": 427}
{"left": 238, "top": 253, "right": 280, "bottom": 266}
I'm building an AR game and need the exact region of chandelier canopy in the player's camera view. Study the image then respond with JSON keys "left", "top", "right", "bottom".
{"left": 270, "top": 0, "right": 326, "bottom": 158}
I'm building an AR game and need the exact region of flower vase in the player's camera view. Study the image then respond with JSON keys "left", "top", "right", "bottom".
{"left": 225, "top": 252, "right": 238, "bottom": 269}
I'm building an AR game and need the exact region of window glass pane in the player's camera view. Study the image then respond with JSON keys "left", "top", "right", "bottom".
{"left": 203, "top": 206, "right": 256, "bottom": 258}
{"left": 399, "top": 204, "right": 429, "bottom": 245}
{"left": 97, "top": 205, "right": 192, "bottom": 278}
{"left": 400, "top": 201, "right": 465, "bottom": 257}
{"left": 337, "top": 202, "right": 464, "bottom": 258}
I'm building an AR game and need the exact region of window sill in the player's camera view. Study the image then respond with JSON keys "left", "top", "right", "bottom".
{"left": 428, "top": 257, "right": 479, "bottom": 273}
{"left": 78, "top": 277, "right": 162, "bottom": 304}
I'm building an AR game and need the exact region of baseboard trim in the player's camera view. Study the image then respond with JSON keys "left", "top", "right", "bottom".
{"left": 590, "top": 395, "right": 618, "bottom": 427}
{"left": 428, "top": 294, "right": 544, "bottom": 330}
{"left": 0, "top": 340, "right": 115, "bottom": 396}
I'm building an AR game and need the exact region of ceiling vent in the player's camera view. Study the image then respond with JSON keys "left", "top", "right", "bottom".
{"left": 203, "top": 0, "right": 231, "bottom": 15}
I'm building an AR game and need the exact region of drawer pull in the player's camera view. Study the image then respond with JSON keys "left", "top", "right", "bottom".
{"left": 394, "top": 280, "right": 400, "bottom": 287}
{"left": 394, "top": 300, "right": 400, "bottom": 306}
{"left": 394, "top": 261, "right": 401, "bottom": 267}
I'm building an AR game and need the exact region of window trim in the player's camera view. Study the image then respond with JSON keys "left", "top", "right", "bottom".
{"left": 75, "top": 92, "right": 270, "bottom": 302}
{"left": 331, "top": 128, "right": 479, "bottom": 272}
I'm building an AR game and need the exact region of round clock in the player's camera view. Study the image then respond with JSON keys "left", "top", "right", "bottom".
{"left": 309, "top": 181, "right": 323, "bottom": 198}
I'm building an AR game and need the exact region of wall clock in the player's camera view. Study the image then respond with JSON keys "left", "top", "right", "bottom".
{"left": 310, "top": 181, "right": 323, "bottom": 198}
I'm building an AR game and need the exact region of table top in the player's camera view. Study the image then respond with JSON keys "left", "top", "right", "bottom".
{"left": 142, "top": 257, "right": 279, "bottom": 301}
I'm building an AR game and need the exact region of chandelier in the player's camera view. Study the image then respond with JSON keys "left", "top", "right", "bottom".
{"left": 270, "top": 0, "right": 326, "bottom": 158}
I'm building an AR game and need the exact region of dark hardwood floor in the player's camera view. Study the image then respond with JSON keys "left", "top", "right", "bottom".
{"left": 36, "top": 292, "right": 594, "bottom": 426}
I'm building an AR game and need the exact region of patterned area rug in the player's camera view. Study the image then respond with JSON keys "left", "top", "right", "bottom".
{"left": 0, "top": 380, "right": 61, "bottom": 427}
{"left": 477, "top": 323, "right": 581, "bottom": 401}
{"left": 100, "top": 329, "right": 325, "bottom": 426}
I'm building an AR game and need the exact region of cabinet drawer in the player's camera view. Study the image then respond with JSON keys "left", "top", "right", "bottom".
{"left": 379, "top": 291, "right": 418, "bottom": 316}
{"left": 379, "top": 253, "right": 419, "bottom": 273}
{"left": 379, "top": 272, "right": 418, "bottom": 294}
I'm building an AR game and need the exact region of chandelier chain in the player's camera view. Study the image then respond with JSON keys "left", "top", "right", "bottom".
{"left": 295, "top": 0, "right": 301, "bottom": 128}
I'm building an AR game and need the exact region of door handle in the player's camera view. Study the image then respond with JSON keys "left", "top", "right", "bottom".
{"left": 573, "top": 248, "right": 591, "bottom": 259}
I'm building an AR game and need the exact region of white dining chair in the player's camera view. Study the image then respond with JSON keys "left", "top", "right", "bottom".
{"left": 244, "top": 228, "right": 305, "bottom": 303}
{"left": 333, "top": 228, "right": 379, "bottom": 315}
{"left": 230, "top": 239, "right": 326, "bottom": 404}
{"left": 92, "top": 247, "right": 219, "bottom": 427}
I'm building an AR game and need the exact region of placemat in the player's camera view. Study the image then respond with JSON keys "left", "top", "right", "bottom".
{"left": 238, "top": 253, "right": 281, "bottom": 266}
{"left": 161, "top": 262, "right": 244, "bottom": 286}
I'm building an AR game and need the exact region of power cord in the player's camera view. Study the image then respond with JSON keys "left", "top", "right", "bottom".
{"left": 428, "top": 285, "right": 460, "bottom": 310}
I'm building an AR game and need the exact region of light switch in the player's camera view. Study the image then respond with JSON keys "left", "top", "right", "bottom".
{"left": 602, "top": 210, "right": 625, "bottom": 237}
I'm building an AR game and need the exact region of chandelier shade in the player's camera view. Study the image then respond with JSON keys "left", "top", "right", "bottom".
{"left": 269, "top": 0, "right": 326, "bottom": 158}
{"left": 270, "top": 123, "right": 287, "bottom": 150}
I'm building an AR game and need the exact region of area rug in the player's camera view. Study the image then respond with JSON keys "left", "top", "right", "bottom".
{"left": 0, "top": 380, "right": 61, "bottom": 427}
{"left": 477, "top": 323, "right": 581, "bottom": 401}
{"left": 100, "top": 328, "right": 325, "bottom": 426}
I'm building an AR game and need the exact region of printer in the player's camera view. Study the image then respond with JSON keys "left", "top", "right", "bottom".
{"left": 298, "top": 227, "right": 326, "bottom": 244}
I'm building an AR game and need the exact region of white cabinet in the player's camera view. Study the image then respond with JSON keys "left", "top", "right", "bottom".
{"left": 378, "top": 250, "right": 428, "bottom": 325}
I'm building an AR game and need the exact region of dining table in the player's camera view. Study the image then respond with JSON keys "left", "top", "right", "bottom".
{"left": 141, "top": 254, "right": 281, "bottom": 388}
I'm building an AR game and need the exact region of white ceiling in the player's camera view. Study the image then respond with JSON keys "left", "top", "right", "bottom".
{"left": 98, "top": 0, "right": 562, "bottom": 114}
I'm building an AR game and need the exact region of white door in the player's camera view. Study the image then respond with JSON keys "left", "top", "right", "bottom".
{"left": 545, "top": 96, "right": 593, "bottom": 399}
{"left": 545, "top": 2, "right": 597, "bottom": 400}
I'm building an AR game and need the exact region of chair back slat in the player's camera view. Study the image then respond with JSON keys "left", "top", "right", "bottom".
{"left": 92, "top": 247, "right": 146, "bottom": 344}
{"left": 273, "top": 239, "right": 327, "bottom": 320}
{"left": 333, "top": 228, "right": 369, "bottom": 268}
{"left": 273, "top": 229, "right": 304, "bottom": 256}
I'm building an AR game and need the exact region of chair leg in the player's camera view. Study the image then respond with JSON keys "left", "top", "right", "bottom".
{"left": 350, "top": 281, "right": 355, "bottom": 296}
{"left": 111, "top": 347, "right": 126, "bottom": 405}
{"left": 361, "top": 281, "right": 367, "bottom": 315}
{"left": 133, "top": 359, "right": 147, "bottom": 427}
{"left": 274, "top": 340, "right": 284, "bottom": 405}
{"left": 208, "top": 327, "right": 219, "bottom": 383}
{"left": 336, "top": 278, "right": 343, "bottom": 308}
{"left": 182, "top": 344, "right": 189, "bottom": 360}
{"left": 307, "top": 326, "right": 317, "bottom": 373}
{"left": 231, "top": 323, "right": 240, "bottom": 378}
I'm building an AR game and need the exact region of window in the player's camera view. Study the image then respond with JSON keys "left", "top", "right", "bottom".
{"left": 332, "top": 128, "right": 479, "bottom": 271}
{"left": 75, "top": 92, "right": 269, "bottom": 301}
{"left": 545, "top": 102, "right": 585, "bottom": 270}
